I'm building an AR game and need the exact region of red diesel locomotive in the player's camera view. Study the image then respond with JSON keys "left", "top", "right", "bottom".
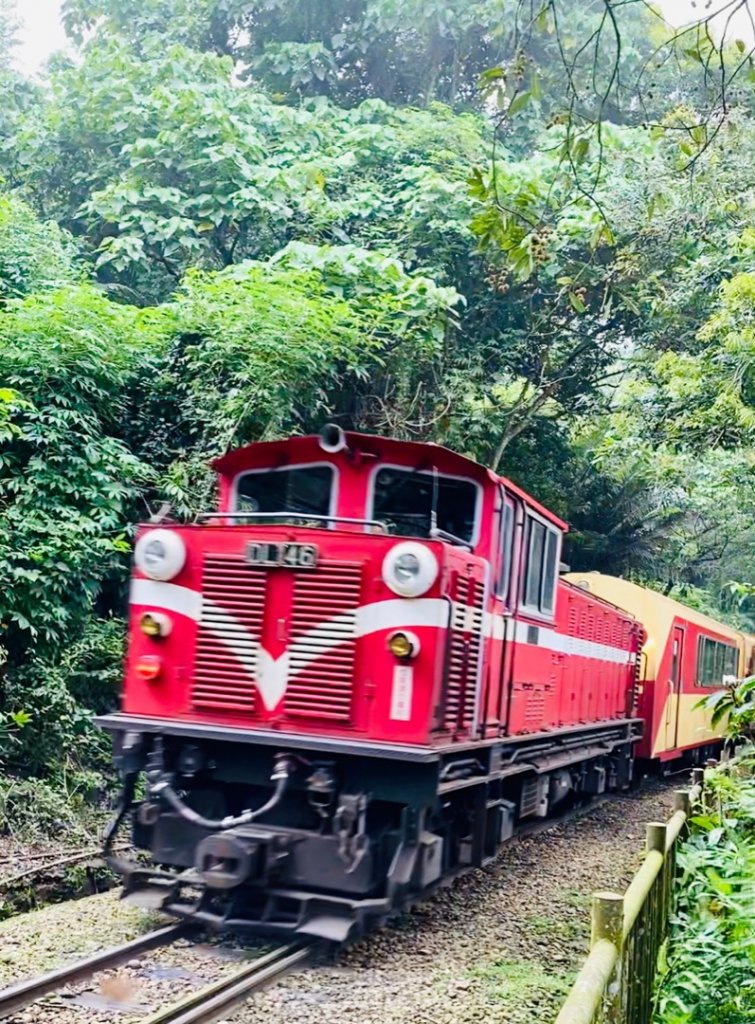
{"left": 98, "top": 427, "right": 645, "bottom": 940}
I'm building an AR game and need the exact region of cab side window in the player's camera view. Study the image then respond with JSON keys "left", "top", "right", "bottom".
{"left": 521, "top": 514, "right": 560, "bottom": 616}
{"left": 497, "top": 501, "right": 515, "bottom": 602}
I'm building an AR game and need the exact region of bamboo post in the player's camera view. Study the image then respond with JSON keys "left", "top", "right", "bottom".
{"left": 591, "top": 892, "right": 623, "bottom": 1023}
{"left": 647, "top": 822, "right": 668, "bottom": 909}
{"left": 673, "top": 789, "right": 690, "bottom": 816}
{"left": 646, "top": 822, "right": 666, "bottom": 855}
{"left": 691, "top": 767, "right": 705, "bottom": 811}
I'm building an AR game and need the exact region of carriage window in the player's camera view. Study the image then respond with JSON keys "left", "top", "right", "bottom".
{"left": 371, "top": 468, "right": 478, "bottom": 542}
{"left": 497, "top": 501, "right": 515, "bottom": 600}
{"left": 234, "top": 465, "right": 333, "bottom": 523}
{"left": 696, "top": 636, "right": 738, "bottom": 687}
{"left": 522, "top": 515, "right": 559, "bottom": 615}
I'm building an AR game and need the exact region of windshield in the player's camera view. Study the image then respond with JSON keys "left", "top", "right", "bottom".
{"left": 234, "top": 465, "right": 334, "bottom": 524}
{"left": 371, "top": 467, "right": 478, "bottom": 542}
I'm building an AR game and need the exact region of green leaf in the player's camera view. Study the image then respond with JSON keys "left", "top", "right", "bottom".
{"left": 508, "top": 91, "right": 531, "bottom": 116}
{"left": 572, "top": 137, "right": 590, "bottom": 164}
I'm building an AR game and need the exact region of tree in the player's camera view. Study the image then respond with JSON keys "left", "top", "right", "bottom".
{"left": 61, "top": 0, "right": 514, "bottom": 108}
{"left": 0, "top": 194, "right": 79, "bottom": 300}
{"left": 0, "top": 0, "right": 19, "bottom": 75}
{"left": 0, "top": 284, "right": 158, "bottom": 666}
{"left": 127, "top": 243, "right": 460, "bottom": 510}
{"left": 2, "top": 39, "right": 488, "bottom": 302}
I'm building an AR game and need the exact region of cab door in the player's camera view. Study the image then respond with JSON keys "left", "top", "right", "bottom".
{"left": 664, "top": 625, "right": 685, "bottom": 750}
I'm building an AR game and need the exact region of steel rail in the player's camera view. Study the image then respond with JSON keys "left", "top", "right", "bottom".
{"left": 0, "top": 923, "right": 187, "bottom": 1020}
{"left": 140, "top": 941, "right": 315, "bottom": 1024}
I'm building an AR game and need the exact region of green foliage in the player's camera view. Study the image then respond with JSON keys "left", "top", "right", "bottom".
{"left": 0, "top": 283, "right": 159, "bottom": 662}
{"left": 3, "top": 39, "right": 488, "bottom": 302}
{"left": 61, "top": 0, "right": 512, "bottom": 108}
{"left": 653, "top": 759, "right": 755, "bottom": 1024}
{"left": 137, "top": 247, "right": 460, "bottom": 510}
{"left": 0, "top": 195, "right": 79, "bottom": 300}
{"left": 696, "top": 679, "right": 755, "bottom": 744}
{"left": 0, "top": 774, "right": 102, "bottom": 839}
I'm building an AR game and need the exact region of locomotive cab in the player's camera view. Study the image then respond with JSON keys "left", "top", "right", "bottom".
{"left": 98, "top": 429, "right": 643, "bottom": 941}
{"left": 123, "top": 428, "right": 496, "bottom": 746}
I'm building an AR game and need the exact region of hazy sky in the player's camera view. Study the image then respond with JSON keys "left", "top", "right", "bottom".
{"left": 16, "top": 0, "right": 70, "bottom": 75}
{"left": 12, "top": 0, "right": 755, "bottom": 76}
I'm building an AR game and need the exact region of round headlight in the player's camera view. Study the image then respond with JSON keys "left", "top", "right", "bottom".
{"left": 394, "top": 553, "right": 420, "bottom": 582}
{"left": 134, "top": 529, "right": 186, "bottom": 582}
{"left": 382, "top": 542, "right": 438, "bottom": 598}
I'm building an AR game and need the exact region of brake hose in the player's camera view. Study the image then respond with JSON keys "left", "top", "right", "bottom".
{"left": 150, "top": 756, "right": 292, "bottom": 831}
{"left": 102, "top": 772, "right": 138, "bottom": 874}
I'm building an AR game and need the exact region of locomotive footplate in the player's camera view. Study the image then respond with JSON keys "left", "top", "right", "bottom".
{"left": 120, "top": 861, "right": 391, "bottom": 943}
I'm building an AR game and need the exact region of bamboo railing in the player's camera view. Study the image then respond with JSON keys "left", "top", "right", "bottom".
{"left": 553, "top": 769, "right": 705, "bottom": 1024}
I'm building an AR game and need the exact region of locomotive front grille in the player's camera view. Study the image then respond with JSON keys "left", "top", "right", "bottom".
{"left": 191, "top": 553, "right": 361, "bottom": 721}
{"left": 286, "top": 561, "right": 362, "bottom": 722}
{"left": 193, "top": 555, "right": 267, "bottom": 712}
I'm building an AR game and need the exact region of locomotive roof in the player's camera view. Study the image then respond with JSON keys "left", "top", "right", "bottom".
{"left": 213, "top": 431, "right": 567, "bottom": 531}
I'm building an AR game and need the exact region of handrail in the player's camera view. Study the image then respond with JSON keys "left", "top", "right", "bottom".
{"left": 194, "top": 512, "right": 386, "bottom": 528}
{"left": 554, "top": 938, "right": 619, "bottom": 1024}
{"left": 553, "top": 772, "right": 707, "bottom": 1024}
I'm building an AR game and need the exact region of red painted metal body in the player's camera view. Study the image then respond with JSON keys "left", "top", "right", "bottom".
{"left": 123, "top": 432, "right": 643, "bottom": 748}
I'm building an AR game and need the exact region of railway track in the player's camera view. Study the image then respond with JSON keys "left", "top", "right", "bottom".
{"left": 140, "top": 941, "right": 314, "bottom": 1024}
{"left": 0, "top": 920, "right": 314, "bottom": 1024}
{"left": 0, "top": 780, "right": 678, "bottom": 1023}
{"left": 0, "top": 923, "right": 186, "bottom": 1019}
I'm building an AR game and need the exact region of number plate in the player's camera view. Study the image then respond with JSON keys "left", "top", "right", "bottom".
{"left": 246, "top": 541, "right": 318, "bottom": 569}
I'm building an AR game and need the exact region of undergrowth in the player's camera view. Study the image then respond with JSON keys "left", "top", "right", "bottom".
{"left": 653, "top": 755, "right": 755, "bottom": 1024}
{"left": 0, "top": 618, "right": 121, "bottom": 842}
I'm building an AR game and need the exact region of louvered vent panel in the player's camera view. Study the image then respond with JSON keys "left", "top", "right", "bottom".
{"left": 444, "top": 575, "right": 484, "bottom": 731}
{"left": 568, "top": 602, "right": 578, "bottom": 636}
{"left": 525, "top": 687, "right": 546, "bottom": 728}
{"left": 285, "top": 561, "right": 362, "bottom": 722}
{"left": 192, "top": 556, "right": 267, "bottom": 712}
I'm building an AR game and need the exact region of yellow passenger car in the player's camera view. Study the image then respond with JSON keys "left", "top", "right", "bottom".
{"left": 564, "top": 573, "right": 754, "bottom": 762}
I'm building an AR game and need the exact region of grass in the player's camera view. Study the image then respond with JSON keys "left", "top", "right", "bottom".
{"left": 468, "top": 957, "right": 573, "bottom": 1022}
{"left": 523, "top": 912, "right": 586, "bottom": 943}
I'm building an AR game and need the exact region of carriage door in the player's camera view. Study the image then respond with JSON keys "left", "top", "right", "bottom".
{"left": 664, "top": 625, "right": 685, "bottom": 751}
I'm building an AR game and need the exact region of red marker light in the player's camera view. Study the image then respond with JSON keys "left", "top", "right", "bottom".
{"left": 135, "top": 655, "right": 163, "bottom": 682}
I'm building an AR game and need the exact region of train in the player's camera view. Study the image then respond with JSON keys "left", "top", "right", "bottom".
{"left": 97, "top": 427, "right": 751, "bottom": 942}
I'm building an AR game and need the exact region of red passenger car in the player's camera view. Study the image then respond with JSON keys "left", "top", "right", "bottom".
{"left": 99, "top": 428, "right": 644, "bottom": 939}
{"left": 565, "top": 573, "right": 754, "bottom": 763}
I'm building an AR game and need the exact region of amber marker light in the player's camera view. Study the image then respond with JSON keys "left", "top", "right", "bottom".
{"left": 135, "top": 655, "right": 163, "bottom": 682}
{"left": 387, "top": 630, "right": 420, "bottom": 660}
{"left": 139, "top": 611, "right": 172, "bottom": 638}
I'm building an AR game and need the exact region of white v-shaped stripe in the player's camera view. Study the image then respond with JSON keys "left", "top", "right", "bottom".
{"left": 198, "top": 598, "right": 452, "bottom": 711}
{"left": 200, "top": 600, "right": 358, "bottom": 711}
{"left": 132, "top": 580, "right": 450, "bottom": 712}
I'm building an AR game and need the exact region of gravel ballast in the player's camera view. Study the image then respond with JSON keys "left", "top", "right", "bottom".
{"left": 0, "top": 779, "right": 678, "bottom": 1023}
{"left": 235, "top": 778, "right": 678, "bottom": 1024}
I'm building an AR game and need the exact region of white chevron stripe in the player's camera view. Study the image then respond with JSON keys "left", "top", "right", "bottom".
{"left": 130, "top": 578, "right": 203, "bottom": 620}
{"left": 130, "top": 582, "right": 633, "bottom": 713}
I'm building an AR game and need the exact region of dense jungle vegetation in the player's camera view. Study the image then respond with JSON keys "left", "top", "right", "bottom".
{"left": 1, "top": 0, "right": 755, "bottom": 799}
